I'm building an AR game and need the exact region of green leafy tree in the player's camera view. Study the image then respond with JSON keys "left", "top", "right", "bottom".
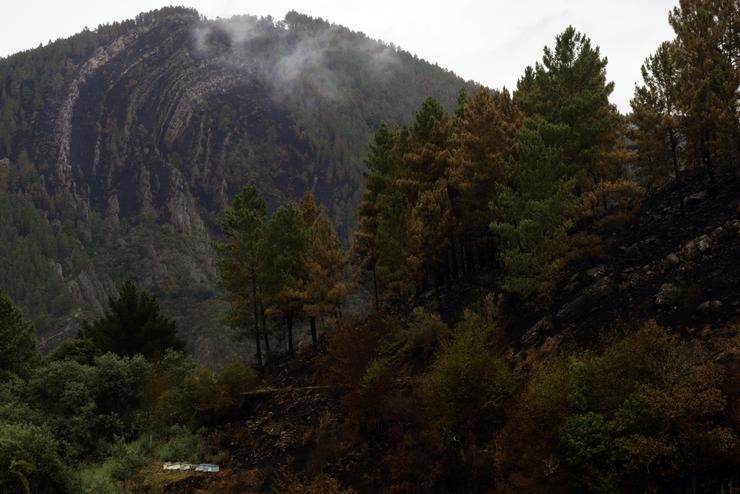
{"left": 82, "top": 282, "right": 182, "bottom": 360}
{"left": 0, "top": 291, "right": 36, "bottom": 376}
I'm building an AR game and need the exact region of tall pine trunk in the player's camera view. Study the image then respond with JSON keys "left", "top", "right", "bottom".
{"left": 372, "top": 265, "right": 380, "bottom": 312}
{"left": 250, "top": 272, "right": 263, "bottom": 370}
{"left": 260, "top": 301, "right": 271, "bottom": 361}
{"left": 286, "top": 311, "right": 294, "bottom": 355}
{"left": 310, "top": 317, "right": 317, "bottom": 345}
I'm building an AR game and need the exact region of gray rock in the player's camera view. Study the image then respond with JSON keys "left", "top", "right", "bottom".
{"left": 698, "top": 300, "right": 723, "bottom": 312}
{"left": 696, "top": 234, "right": 712, "bottom": 253}
{"left": 710, "top": 227, "right": 729, "bottom": 243}
{"left": 557, "top": 277, "right": 615, "bottom": 322}
{"left": 522, "top": 319, "right": 554, "bottom": 346}
{"left": 724, "top": 219, "right": 740, "bottom": 237}
{"left": 682, "top": 240, "right": 699, "bottom": 260}
{"left": 665, "top": 253, "right": 680, "bottom": 266}
{"left": 683, "top": 190, "right": 707, "bottom": 207}
{"left": 586, "top": 264, "right": 607, "bottom": 279}
{"left": 655, "top": 283, "right": 681, "bottom": 307}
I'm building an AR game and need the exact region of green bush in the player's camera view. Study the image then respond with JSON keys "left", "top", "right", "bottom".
{"left": 0, "top": 421, "right": 72, "bottom": 493}
{"left": 421, "top": 310, "right": 514, "bottom": 438}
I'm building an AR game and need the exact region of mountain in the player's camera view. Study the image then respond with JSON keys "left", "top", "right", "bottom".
{"left": 0, "top": 7, "right": 472, "bottom": 362}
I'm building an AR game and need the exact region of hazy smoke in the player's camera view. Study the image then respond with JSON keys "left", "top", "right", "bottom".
{"left": 192, "top": 13, "right": 400, "bottom": 102}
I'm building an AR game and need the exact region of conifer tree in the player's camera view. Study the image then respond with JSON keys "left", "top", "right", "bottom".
{"left": 261, "top": 203, "right": 307, "bottom": 355}
{"left": 630, "top": 41, "right": 684, "bottom": 188}
{"left": 669, "top": 0, "right": 739, "bottom": 179}
{"left": 299, "top": 192, "right": 349, "bottom": 344}
{"left": 490, "top": 128, "right": 577, "bottom": 297}
{"left": 83, "top": 282, "right": 182, "bottom": 360}
{"left": 515, "top": 26, "right": 621, "bottom": 191}
{"left": 216, "top": 185, "right": 268, "bottom": 368}
{"left": 448, "top": 87, "right": 522, "bottom": 273}
{"left": 354, "top": 124, "right": 400, "bottom": 309}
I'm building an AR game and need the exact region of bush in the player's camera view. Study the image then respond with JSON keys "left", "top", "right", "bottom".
{"left": 0, "top": 421, "right": 72, "bottom": 493}
{"left": 421, "top": 310, "right": 514, "bottom": 438}
{"left": 500, "top": 322, "right": 739, "bottom": 493}
{"left": 146, "top": 356, "right": 256, "bottom": 427}
{"left": 27, "top": 353, "right": 151, "bottom": 459}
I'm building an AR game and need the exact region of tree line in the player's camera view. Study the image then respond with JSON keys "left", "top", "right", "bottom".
{"left": 353, "top": 0, "right": 737, "bottom": 306}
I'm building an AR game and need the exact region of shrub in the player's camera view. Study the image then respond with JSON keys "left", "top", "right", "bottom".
{"left": 421, "top": 310, "right": 514, "bottom": 439}
{"left": 0, "top": 421, "right": 71, "bottom": 493}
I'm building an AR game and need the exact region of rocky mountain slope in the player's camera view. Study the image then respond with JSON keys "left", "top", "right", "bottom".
{"left": 0, "top": 7, "right": 471, "bottom": 362}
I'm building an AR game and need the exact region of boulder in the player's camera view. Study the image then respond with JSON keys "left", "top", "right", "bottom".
{"left": 586, "top": 264, "right": 607, "bottom": 280}
{"left": 683, "top": 190, "right": 707, "bottom": 207}
{"left": 698, "top": 300, "right": 723, "bottom": 312}
{"left": 556, "top": 277, "right": 615, "bottom": 322}
{"left": 655, "top": 283, "right": 681, "bottom": 307}
{"left": 521, "top": 319, "right": 554, "bottom": 346}
{"left": 710, "top": 226, "right": 729, "bottom": 243}
{"left": 681, "top": 240, "right": 699, "bottom": 260}
{"left": 696, "top": 234, "right": 712, "bottom": 253}
{"left": 724, "top": 219, "right": 740, "bottom": 237}
{"left": 664, "top": 253, "right": 680, "bottom": 267}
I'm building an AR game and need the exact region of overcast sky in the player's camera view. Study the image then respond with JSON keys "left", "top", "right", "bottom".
{"left": 1, "top": 1, "right": 678, "bottom": 112}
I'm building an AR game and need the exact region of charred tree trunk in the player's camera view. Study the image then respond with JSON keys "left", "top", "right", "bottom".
{"left": 250, "top": 273, "right": 263, "bottom": 370}
{"left": 372, "top": 265, "right": 380, "bottom": 313}
{"left": 260, "top": 301, "right": 271, "bottom": 361}
{"left": 701, "top": 127, "right": 716, "bottom": 185}
{"left": 286, "top": 311, "right": 294, "bottom": 355}
{"left": 310, "top": 316, "right": 317, "bottom": 345}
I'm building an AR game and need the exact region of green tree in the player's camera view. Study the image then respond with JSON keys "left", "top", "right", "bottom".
{"left": 216, "top": 185, "right": 268, "bottom": 368}
{"left": 82, "top": 282, "right": 182, "bottom": 360}
{"left": 490, "top": 127, "right": 577, "bottom": 298}
{"left": 354, "top": 123, "right": 400, "bottom": 310}
{"left": 630, "top": 42, "right": 684, "bottom": 189}
{"left": 515, "top": 26, "right": 621, "bottom": 190}
{"left": 261, "top": 203, "right": 307, "bottom": 354}
{"left": 0, "top": 291, "right": 36, "bottom": 376}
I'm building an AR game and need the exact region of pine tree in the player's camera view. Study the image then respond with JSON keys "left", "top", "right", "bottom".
{"left": 630, "top": 41, "right": 684, "bottom": 189}
{"left": 448, "top": 87, "right": 522, "bottom": 274}
{"left": 354, "top": 124, "right": 400, "bottom": 309}
{"left": 216, "top": 185, "right": 268, "bottom": 368}
{"left": 515, "top": 26, "right": 621, "bottom": 191}
{"left": 669, "top": 0, "right": 739, "bottom": 180}
{"left": 490, "top": 127, "right": 577, "bottom": 297}
{"left": 261, "top": 203, "right": 307, "bottom": 355}
{"left": 299, "top": 192, "right": 349, "bottom": 344}
{"left": 83, "top": 282, "right": 182, "bottom": 360}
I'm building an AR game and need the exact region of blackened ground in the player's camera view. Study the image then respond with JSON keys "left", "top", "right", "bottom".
{"left": 516, "top": 170, "right": 740, "bottom": 359}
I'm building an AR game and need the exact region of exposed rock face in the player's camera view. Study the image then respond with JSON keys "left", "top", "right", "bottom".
{"left": 0, "top": 8, "right": 470, "bottom": 363}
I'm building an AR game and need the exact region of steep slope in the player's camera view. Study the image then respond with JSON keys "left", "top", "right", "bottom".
{"left": 0, "top": 7, "right": 472, "bottom": 362}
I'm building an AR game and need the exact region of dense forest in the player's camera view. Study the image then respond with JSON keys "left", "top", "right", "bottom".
{"left": 0, "top": 0, "right": 738, "bottom": 492}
